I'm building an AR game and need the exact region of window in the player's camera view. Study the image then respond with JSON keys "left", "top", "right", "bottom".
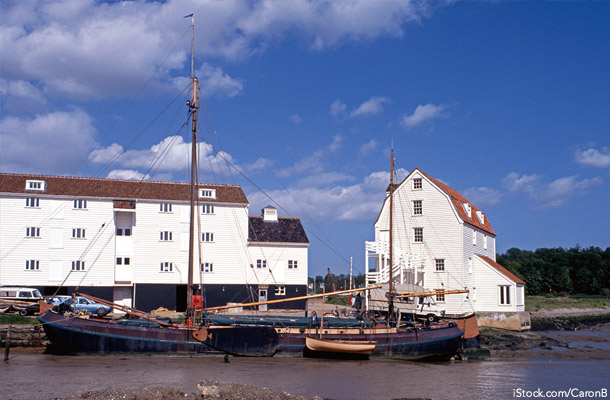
{"left": 436, "top": 290, "right": 445, "bottom": 303}
{"left": 25, "top": 197, "right": 39, "bottom": 207}
{"left": 257, "top": 259, "right": 267, "bottom": 269}
{"left": 160, "top": 231, "right": 173, "bottom": 241}
{"left": 72, "top": 260, "right": 85, "bottom": 271}
{"left": 160, "top": 203, "right": 172, "bottom": 213}
{"left": 117, "top": 228, "right": 132, "bottom": 236}
{"left": 288, "top": 260, "right": 298, "bottom": 269}
{"left": 202, "top": 204, "right": 215, "bottom": 214}
{"left": 472, "top": 230, "right": 477, "bottom": 245}
{"left": 413, "top": 200, "right": 422, "bottom": 215}
{"left": 435, "top": 259, "right": 445, "bottom": 272}
{"left": 499, "top": 285, "right": 511, "bottom": 305}
{"left": 201, "top": 262, "right": 213, "bottom": 272}
{"left": 72, "top": 228, "right": 86, "bottom": 239}
{"left": 116, "top": 257, "right": 130, "bottom": 265}
{"left": 202, "top": 232, "right": 214, "bottom": 242}
{"left": 73, "top": 199, "right": 87, "bottom": 209}
{"left": 275, "top": 285, "right": 286, "bottom": 296}
{"left": 160, "top": 262, "right": 173, "bottom": 272}
{"left": 413, "top": 227, "right": 423, "bottom": 243}
{"left": 463, "top": 203, "right": 472, "bottom": 218}
{"left": 25, "top": 260, "right": 40, "bottom": 270}
{"left": 468, "top": 257, "right": 473, "bottom": 274}
{"left": 26, "top": 227, "right": 40, "bottom": 237}
{"left": 26, "top": 180, "right": 46, "bottom": 191}
{"left": 483, "top": 235, "right": 488, "bottom": 250}
{"left": 199, "top": 189, "right": 216, "bottom": 199}
{"left": 413, "top": 178, "right": 422, "bottom": 190}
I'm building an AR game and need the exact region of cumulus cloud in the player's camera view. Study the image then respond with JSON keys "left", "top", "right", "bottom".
{"left": 330, "top": 99, "right": 347, "bottom": 118}
{"left": 400, "top": 103, "right": 447, "bottom": 128}
{"left": 359, "top": 139, "right": 378, "bottom": 156}
{"left": 106, "top": 169, "right": 147, "bottom": 180}
{"left": 575, "top": 146, "right": 610, "bottom": 168}
{"left": 0, "top": 79, "right": 47, "bottom": 114}
{"left": 278, "top": 134, "right": 343, "bottom": 178}
{"left": 0, "top": 109, "right": 97, "bottom": 174}
{"left": 350, "top": 96, "right": 390, "bottom": 118}
{"left": 462, "top": 187, "right": 502, "bottom": 207}
{"left": 503, "top": 172, "right": 602, "bottom": 208}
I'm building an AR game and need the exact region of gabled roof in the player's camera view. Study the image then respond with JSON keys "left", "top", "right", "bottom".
{"left": 476, "top": 254, "right": 526, "bottom": 285}
{"left": 416, "top": 168, "right": 496, "bottom": 236}
{"left": 0, "top": 173, "right": 248, "bottom": 204}
{"left": 248, "top": 216, "right": 309, "bottom": 244}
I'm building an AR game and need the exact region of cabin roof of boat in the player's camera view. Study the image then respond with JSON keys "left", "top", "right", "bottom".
{"left": 0, "top": 173, "right": 248, "bottom": 204}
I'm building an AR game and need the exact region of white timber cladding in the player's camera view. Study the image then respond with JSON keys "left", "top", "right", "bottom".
{"left": 366, "top": 168, "right": 516, "bottom": 314}
{"left": 1, "top": 176, "right": 309, "bottom": 292}
{"left": 471, "top": 255, "right": 524, "bottom": 312}
{"left": 0, "top": 195, "right": 115, "bottom": 287}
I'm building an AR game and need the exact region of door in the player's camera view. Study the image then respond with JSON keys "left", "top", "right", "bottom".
{"left": 258, "top": 289, "right": 268, "bottom": 311}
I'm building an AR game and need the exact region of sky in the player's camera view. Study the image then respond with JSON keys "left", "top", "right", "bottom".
{"left": 1, "top": 0, "right": 609, "bottom": 279}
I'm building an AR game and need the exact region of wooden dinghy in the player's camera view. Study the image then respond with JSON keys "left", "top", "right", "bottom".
{"left": 305, "top": 336, "right": 376, "bottom": 355}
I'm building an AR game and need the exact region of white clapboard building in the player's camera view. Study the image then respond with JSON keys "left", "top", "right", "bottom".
{"left": 365, "top": 168, "right": 525, "bottom": 315}
{"left": 0, "top": 173, "right": 309, "bottom": 311}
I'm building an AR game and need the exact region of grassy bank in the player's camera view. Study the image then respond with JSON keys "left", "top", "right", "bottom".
{"left": 526, "top": 295, "right": 610, "bottom": 312}
{"left": 0, "top": 314, "right": 39, "bottom": 325}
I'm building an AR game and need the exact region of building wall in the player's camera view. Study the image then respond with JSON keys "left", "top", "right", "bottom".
{"left": 472, "top": 256, "right": 524, "bottom": 312}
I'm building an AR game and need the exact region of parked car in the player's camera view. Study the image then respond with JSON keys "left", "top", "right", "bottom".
{"left": 44, "top": 295, "right": 71, "bottom": 305}
{"left": 58, "top": 297, "right": 112, "bottom": 316}
{"left": 0, "top": 287, "right": 43, "bottom": 315}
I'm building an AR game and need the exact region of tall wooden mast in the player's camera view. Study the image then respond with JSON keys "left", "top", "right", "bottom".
{"left": 388, "top": 149, "right": 394, "bottom": 321}
{"left": 186, "top": 14, "right": 197, "bottom": 312}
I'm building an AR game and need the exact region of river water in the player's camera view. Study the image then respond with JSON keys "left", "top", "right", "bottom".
{"left": 2, "top": 331, "right": 609, "bottom": 400}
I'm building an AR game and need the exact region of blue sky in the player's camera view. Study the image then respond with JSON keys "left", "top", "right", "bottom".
{"left": 1, "top": 0, "right": 609, "bottom": 278}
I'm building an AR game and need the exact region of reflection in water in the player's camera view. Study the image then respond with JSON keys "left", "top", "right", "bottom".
{"left": 2, "top": 353, "right": 609, "bottom": 400}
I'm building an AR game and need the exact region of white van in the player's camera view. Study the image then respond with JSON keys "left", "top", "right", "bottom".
{"left": 0, "top": 287, "right": 43, "bottom": 315}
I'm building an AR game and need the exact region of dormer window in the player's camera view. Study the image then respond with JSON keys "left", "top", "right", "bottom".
{"left": 262, "top": 206, "right": 278, "bottom": 222}
{"left": 413, "top": 178, "right": 422, "bottom": 190}
{"left": 199, "top": 189, "right": 216, "bottom": 199}
{"left": 463, "top": 203, "right": 472, "bottom": 218}
{"left": 476, "top": 210, "right": 485, "bottom": 225}
{"left": 26, "top": 180, "right": 46, "bottom": 192}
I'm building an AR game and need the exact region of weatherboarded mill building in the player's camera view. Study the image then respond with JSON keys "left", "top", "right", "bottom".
{"left": 0, "top": 173, "right": 309, "bottom": 312}
{"left": 365, "top": 167, "right": 528, "bottom": 330}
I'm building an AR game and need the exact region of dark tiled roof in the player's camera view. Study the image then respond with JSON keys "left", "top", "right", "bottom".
{"left": 248, "top": 216, "right": 309, "bottom": 244}
{"left": 0, "top": 173, "right": 248, "bottom": 204}
{"left": 416, "top": 168, "right": 496, "bottom": 236}
{"left": 477, "top": 254, "right": 526, "bottom": 285}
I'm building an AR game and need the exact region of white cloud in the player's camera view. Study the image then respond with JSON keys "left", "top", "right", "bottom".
{"left": 330, "top": 99, "right": 347, "bottom": 118}
{"left": 88, "top": 143, "right": 124, "bottom": 165}
{"left": 350, "top": 96, "right": 390, "bottom": 118}
{"left": 0, "top": 79, "right": 47, "bottom": 113}
{"left": 503, "top": 172, "right": 602, "bottom": 208}
{"left": 359, "top": 139, "right": 378, "bottom": 156}
{"left": 400, "top": 103, "right": 447, "bottom": 128}
{"left": 0, "top": 109, "right": 97, "bottom": 174}
{"left": 575, "top": 147, "right": 610, "bottom": 168}
{"left": 106, "top": 169, "right": 146, "bottom": 180}
{"left": 244, "top": 157, "right": 273, "bottom": 173}
{"left": 289, "top": 113, "right": 302, "bottom": 124}
{"left": 278, "top": 134, "right": 343, "bottom": 177}
{"left": 462, "top": 187, "right": 502, "bottom": 207}
{"left": 1, "top": 0, "right": 436, "bottom": 102}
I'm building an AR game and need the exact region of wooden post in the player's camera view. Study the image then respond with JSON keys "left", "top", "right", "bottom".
{"left": 4, "top": 325, "right": 10, "bottom": 361}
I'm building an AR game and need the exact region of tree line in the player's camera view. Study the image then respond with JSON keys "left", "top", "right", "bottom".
{"left": 498, "top": 246, "right": 610, "bottom": 296}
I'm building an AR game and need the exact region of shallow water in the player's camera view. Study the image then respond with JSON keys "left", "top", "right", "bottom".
{"left": 1, "top": 351, "right": 609, "bottom": 400}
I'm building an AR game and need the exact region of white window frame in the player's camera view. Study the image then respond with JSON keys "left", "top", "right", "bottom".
{"left": 199, "top": 189, "right": 216, "bottom": 199}
{"left": 413, "top": 227, "right": 423, "bottom": 243}
{"left": 71, "top": 260, "right": 85, "bottom": 271}
{"left": 468, "top": 257, "right": 473, "bottom": 274}
{"left": 26, "top": 227, "right": 40, "bottom": 238}
{"left": 26, "top": 180, "right": 46, "bottom": 191}
{"left": 412, "top": 200, "right": 422, "bottom": 216}
{"left": 25, "top": 197, "right": 40, "bottom": 208}
{"left": 483, "top": 235, "right": 488, "bottom": 250}
{"left": 499, "top": 285, "right": 511, "bottom": 305}
{"left": 257, "top": 259, "right": 267, "bottom": 269}
{"left": 116, "top": 228, "right": 132, "bottom": 236}
{"left": 288, "top": 260, "right": 298, "bottom": 269}
{"left": 160, "top": 262, "right": 173, "bottom": 272}
{"left": 436, "top": 290, "right": 445, "bottom": 303}
{"left": 472, "top": 230, "right": 477, "bottom": 246}
{"left": 160, "top": 202, "right": 172, "bottom": 213}
{"left": 72, "top": 228, "right": 86, "bottom": 239}
{"left": 435, "top": 259, "right": 445, "bottom": 272}
{"left": 201, "top": 262, "right": 213, "bottom": 273}
{"left": 116, "top": 257, "right": 130, "bottom": 265}
{"left": 160, "top": 231, "right": 173, "bottom": 241}
{"left": 25, "top": 260, "right": 40, "bottom": 270}
{"left": 275, "top": 285, "right": 286, "bottom": 296}
{"left": 202, "top": 204, "right": 215, "bottom": 214}
{"left": 73, "top": 199, "right": 87, "bottom": 209}
{"left": 413, "top": 178, "right": 422, "bottom": 190}
{"left": 202, "top": 232, "right": 214, "bottom": 242}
